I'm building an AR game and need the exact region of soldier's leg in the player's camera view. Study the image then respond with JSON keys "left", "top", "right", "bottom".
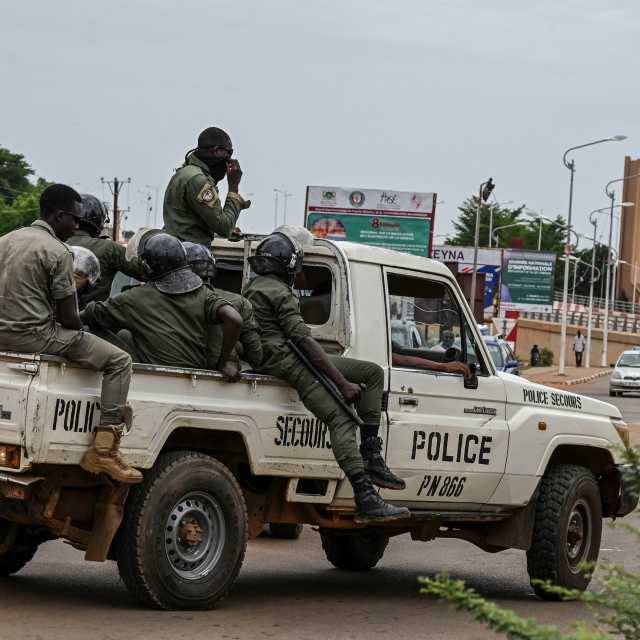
{"left": 289, "top": 367, "right": 409, "bottom": 524}
{"left": 43, "top": 327, "right": 142, "bottom": 483}
{"left": 328, "top": 356, "right": 405, "bottom": 490}
{"left": 87, "top": 327, "right": 140, "bottom": 363}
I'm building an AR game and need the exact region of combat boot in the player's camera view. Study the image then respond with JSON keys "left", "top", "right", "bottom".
{"left": 360, "top": 435, "right": 406, "bottom": 490}
{"left": 350, "top": 471, "right": 410, "bottom": 524}
{"left": 80, "top": 424, "right": 143, "bottom": 484}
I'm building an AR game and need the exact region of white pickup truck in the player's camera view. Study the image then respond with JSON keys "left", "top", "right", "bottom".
{"left": 0, "top": 237, "right": 636, "bottom": 610}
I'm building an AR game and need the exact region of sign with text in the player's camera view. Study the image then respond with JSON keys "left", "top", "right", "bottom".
{"left": 305, "top": 186, "right": 436, "bottom": 257}
{"left": 500, "top": 250, "right": 556, "bottom": 312}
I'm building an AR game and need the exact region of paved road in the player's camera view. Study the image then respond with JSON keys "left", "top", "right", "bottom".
{"left": 0, "top": 376, "right": 637, "bottom": 640}
{"left": 576, "top": 373, "right": 640, "bottom": 424}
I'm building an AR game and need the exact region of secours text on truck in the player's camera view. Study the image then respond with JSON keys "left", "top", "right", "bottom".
{"left": 0, "top": 235, "right": 637, "bottom": 609}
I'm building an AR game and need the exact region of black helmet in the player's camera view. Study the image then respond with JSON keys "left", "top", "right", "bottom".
{"left": 80, "top": 194, "right": 109, "bottom": 234}
{"left": 248, "top": 226, "right": 314, "bottom": 285}
{"left": 140, "top": 233, "right": 202, "bottom": 295}
{"left": 183, "top": 242, "right": 217, "bottom": 284}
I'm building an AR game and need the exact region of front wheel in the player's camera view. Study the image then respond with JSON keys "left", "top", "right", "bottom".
{"left": 527, "top": 464, "right": 602, "bottom": 600}
{"left": 116, "top": 451, "right": 248, "bottom": 610}
{"left": 320, "top": 530, "right": 388, "bottom": 571}
{"left": 0, "top": 521, "right": 38, "bottom": 577}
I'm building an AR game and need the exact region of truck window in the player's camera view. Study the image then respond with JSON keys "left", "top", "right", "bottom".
{"left": 387, "top": 273, "right": 486, "bottom": 371}
{"left": 295, "top": 265, "right": 333, "bottom": 326}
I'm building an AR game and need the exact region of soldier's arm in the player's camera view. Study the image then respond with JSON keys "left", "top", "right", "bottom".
{"left": 206, "top": 292, "right": 243, "bottom": 380}
{"left": 111, "top": 242, "right": 148, "bottom": 281}
{"left": 185, "top": 175, "right": 243, "bottom": 239}
{"left": 237, "top": 298, "right": 263, "bottom": 369}
{"left": 274, "top": 290, "right": 361, "bottom": 403}
{"left": 53, "top": 251, "right": 82, "bottom": 330}
{"left": 81, "top": 294, "right": 131, "bottom": 332}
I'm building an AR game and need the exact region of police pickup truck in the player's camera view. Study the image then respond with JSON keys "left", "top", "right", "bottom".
{"left": 0, "top": 237, "right": 636, "bottom": 610}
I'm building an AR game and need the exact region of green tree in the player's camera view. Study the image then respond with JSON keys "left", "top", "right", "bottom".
{"left": 0, "top": 147, "right": 34, "bottom": 205}
{"left": 0, "top": 178, "right": 50, "bottom": 236}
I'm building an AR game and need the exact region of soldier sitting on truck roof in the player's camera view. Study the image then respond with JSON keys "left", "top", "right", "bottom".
{"left": 183, "top": 242, "right": 263, "bottom": 370}
{"left": 81, "top": 231, "right": 243, "bottom": 379}
{"left": 67, "top": 194, "right": 147, "bottom": 309}
{"left": 0, "top": 184, "right": 142, "bottom": 484}
{"left": 243, "top": 226, "right": 410, "bottom": 525}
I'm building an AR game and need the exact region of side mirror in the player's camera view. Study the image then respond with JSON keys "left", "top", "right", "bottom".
{"left": 507, "top": 359, "right": 519, "bottom": 368}
{"left": 464, "top": 362, "right": 479, "bottom": 390}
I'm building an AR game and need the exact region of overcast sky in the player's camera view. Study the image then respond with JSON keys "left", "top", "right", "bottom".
{"left": 2, "top": 0, "right": 640, "bottom": 245}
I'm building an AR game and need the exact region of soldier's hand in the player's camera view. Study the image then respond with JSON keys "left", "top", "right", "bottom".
{"left": 442, "top": 361, "right": 472, "bottom": 380}
{"left": 240, "top": 196, "right": 252, "bottom": 210}
{"left": 226, "top": 160, "right": 242, "bottom": 192}
{"left": 221, "top": 361, "right": 241, "bottom": 382}
{"left": 228, "top": 227, "right": 244, "bottom": 242}
{"left": 339, "top": 381, "right": 362, "bottom": 404}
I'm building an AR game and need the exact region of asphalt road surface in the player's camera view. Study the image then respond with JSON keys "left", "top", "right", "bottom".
{"left": 0, "top": 375, "right": 637, "bottom": 640}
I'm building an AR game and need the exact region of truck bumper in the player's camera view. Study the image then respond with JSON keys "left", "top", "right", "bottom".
{"left": 615, "top": 464, "right": 640, "bottom": 517}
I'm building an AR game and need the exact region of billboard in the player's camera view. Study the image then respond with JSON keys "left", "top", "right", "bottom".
{"left": 500, "top": 250, "right": 556, "bottom": 312}
{"left": 305, "top": 186, "right": 436, "bottom": 257}
{"left": 431, "top": 245, "right": 501, "bottom": 320}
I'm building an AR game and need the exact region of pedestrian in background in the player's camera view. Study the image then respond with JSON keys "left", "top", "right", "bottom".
{"left": 573, "top": 330, "right": 586, "bottom": 367}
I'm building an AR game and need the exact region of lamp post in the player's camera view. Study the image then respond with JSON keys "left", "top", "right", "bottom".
{"left": 470, "top": 178, "right": 495, "bottom": 318}
{"left": 558, "top": 135, "right": 627, "bottom": 375}
{"left": 602, "top": 173, "right": 637, "bottom": 367}
{"left": 491, "top": 221, "right": 531, "bottom": 248}
{"left": 487, "top": 198, "right": 513, "bottom": 249}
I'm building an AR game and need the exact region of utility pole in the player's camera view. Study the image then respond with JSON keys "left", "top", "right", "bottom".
{"left": 101, "top": 177, "right": 131, "bottom": 242}
{"left": 274, "top": 188, "right": 293, "bottom": 226}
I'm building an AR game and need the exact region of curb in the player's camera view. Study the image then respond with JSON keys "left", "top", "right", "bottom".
{"left": 527, "top": 369, "right": 611, "bottom": 388}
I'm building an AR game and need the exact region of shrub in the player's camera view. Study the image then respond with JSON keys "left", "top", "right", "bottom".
{"left": 540, "top": 347, "right": 554, "bottom": 367}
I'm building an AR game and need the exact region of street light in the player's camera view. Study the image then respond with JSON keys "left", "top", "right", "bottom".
{"left": 602, "top": 172, "right": 638, "bottom": 367}
{"left": 491, "top": 221, "right": 530, "bottom": 248}
{"left": 487, "top": 197, "right": 514, "bottom": 249}
{"left": 470, "top": 178, "right": 495, "bottom": 317}
{"left": 558, "top": 135, "right": 627, "bottom": 375}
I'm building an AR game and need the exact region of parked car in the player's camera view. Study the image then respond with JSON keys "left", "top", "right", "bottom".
{"left": 484, "top": 335, "right": 520, "bottom": 375}
{"left": 609, "top": 349, "right": 640, "bottom": 396}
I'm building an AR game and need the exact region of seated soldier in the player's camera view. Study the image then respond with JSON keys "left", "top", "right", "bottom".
{"left": 67, "top": 194, "right": 147, "bottom": 309}
{"left": 0, "top": 184, "right": 141, "bottom": 483}
{"left": 81, "top": 232, "right": 242, "bottom": 379}
{"left": 183, "top": 242, "right": 262, "bottom": 370}
{"left": 243, "top": 226, "right": 410, "bottom": 525}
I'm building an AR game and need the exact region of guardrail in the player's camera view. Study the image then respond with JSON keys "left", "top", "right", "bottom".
{"left": 521, "top": 308, "right": 640, "bottom": 333}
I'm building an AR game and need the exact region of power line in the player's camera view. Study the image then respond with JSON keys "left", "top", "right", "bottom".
{"left": 101, "top": 177, "right": 130, "bottom": 242}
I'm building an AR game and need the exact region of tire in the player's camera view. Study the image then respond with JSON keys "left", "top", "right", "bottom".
{"left": 320, "top": 530, "right": 388, "bottom": 571}
{"left": 527, "top": 464, "right": 602, "bottom": 600}
{"left": 268, "top": 523, "right": 303, "bottom": 539}
{"left": 116, "top": 451, "right": 248, "bottom": 610}
{"left": 0, "top": 547, "right": 37, "bottom": 577}
{"left": 609, "top": 391, "right": 615, "bottom": 397}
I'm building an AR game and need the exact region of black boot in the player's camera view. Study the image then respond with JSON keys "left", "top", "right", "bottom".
{"left": 350, "top": 472, "right": 410, "bottom": 524}
{"left": 360, "top": 436, "right": 406, "bottom": 490}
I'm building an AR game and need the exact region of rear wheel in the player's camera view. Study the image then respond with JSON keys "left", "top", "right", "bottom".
{"left": 320, "top": 530, "right": 388, "bottom": 571}
{"left": 116, "top": 451, "right": 247, "bottom": 610}
{"left": 527, "top": 464, "right": 602, "bottom": 600}
{"left": 0, "top": 521, "right": 38, "bottom": 577}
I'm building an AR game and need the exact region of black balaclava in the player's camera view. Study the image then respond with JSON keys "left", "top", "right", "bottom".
{"left": 185, "top": 127, "right": 233, "bottom": 182}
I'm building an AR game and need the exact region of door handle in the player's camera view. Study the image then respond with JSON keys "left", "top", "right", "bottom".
{"left": 7, "top": 363, "right": 38, "bottom": 375}
{"left": 399, "top": 396, "right": 418, "bottom": 407}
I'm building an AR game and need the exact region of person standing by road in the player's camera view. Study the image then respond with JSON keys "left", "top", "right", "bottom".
{"left": 573, "top": 330, "right": 586, "bottom": 367}
{"left": 163, "top": 126, "right": 251, "bottom": 245}
{"left": 0, "top": 184, "right": 141, "bottom": 484}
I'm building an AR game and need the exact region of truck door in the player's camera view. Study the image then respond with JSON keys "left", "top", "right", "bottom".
{"left": 382, "top": 268, "right": 508, "bottom": 506}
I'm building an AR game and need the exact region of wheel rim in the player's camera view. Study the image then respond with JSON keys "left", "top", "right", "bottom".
{"left": 565, "top": 498, "right": 592, "bottom": 574}
{"left": 164, "top": 491, "right": 226, "bottom": 580}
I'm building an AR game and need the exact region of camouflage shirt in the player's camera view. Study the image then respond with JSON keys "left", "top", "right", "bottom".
{"left": 163, "top": 154, "right": 244, "bottom": 245}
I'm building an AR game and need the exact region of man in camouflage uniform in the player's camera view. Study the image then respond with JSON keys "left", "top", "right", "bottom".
{"left": 163, "top": 127, "right": 251, "bottom": 245}
{"left": 67, "top": 194, "right": 147, "bottom": 309}
{"left": 81, "top": 232, "right": 243, "bottom": 379}
{"left": 183, "top": 242, "right": 262, "bottom": 370}
{"left": 0, "top": 184, "right": 141, "bottom": 484}
{"left": 243, "top": 227, "right": 410, "bottom": 524}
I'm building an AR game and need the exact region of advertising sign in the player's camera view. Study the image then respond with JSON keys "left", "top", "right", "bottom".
{"left": 305, "top": 186, "right": 436, "bottom": 257}
{"left": 500, "top": 250, "right": 556, "bottom": 312}
{"left": 431, "top": 245, "right": 501, "bottom": 320}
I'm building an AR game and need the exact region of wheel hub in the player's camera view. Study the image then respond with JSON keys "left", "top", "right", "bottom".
{"left": 164, "top": 491, "right": 226, "bottom": 580}
{"left": 565, "top": 499, "right": 592, "bottom": 573}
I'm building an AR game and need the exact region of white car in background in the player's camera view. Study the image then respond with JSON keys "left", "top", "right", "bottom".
{"left": 609, "top": 349, "right": 640, "bottom": 396}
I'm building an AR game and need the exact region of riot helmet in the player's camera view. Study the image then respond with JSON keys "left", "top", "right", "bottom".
{"left": 71, "top": 245, "right": 101, "bottom": 292}
{"left": 79, "top": 194, "right": 109, "bottom": 236}
{"left": 139, "top": 232, "right": 202, "bottom": 295}
{"left": 183, "top": 242, "right": 217, "bottom": 284}
{"left": 248, "top": 225, "right": 314, "bottom": 286}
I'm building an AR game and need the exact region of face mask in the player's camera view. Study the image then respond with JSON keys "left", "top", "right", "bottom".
{"left": 205, "top": 158, "right": 228, "bottom": 181}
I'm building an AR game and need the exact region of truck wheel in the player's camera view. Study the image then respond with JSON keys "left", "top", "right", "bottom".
{"left": 116, "top": 451, "right": 248, "bottom": 610}
{"left": 527, "top": 464, "right": 602, "bottom": 600}
{"left": 0, "top": 547, "right": 37, "bottom": 577}
{"left": 268, "top": 523, "right": 303, "bottom": 539}
{"left": 320, "top": 530, "right": 388, "bottom": 571}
